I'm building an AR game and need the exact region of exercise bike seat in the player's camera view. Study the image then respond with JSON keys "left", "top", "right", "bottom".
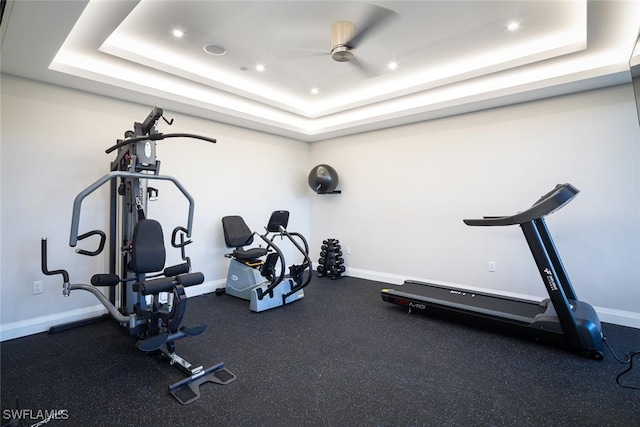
{"left": 222, "top": 215, "right": 268, "bottom": 262}
{"left": 233, "top": 247, "right": 268, "bottom": 262}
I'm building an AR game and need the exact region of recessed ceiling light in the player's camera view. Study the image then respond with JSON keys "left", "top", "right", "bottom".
{"left": 506, "top": 21, "right": 520, "bottom": 31}
{"left": 255, "top": 64, "right": 265, "bottom": 72}
{"left": 203, "top": 44, "right": 227, "bottom": 56}
{"left": 311, "top": 87, "right": 319, "bottom": 95}
{"left": 388, "top": 61, "right": 398, "bottom": 70}
{"left": 171, "top": 29, "right": 184, "bottom": 38}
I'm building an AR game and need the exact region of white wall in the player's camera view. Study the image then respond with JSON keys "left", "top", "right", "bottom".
{"left": 309, "top": 84, "right": 640, "bottom": 327}
{"left": 2, "top": 75, "right": 639, "bottom": 340}
{"left": 0, "top": 75, "right": 310, "bottom": 340}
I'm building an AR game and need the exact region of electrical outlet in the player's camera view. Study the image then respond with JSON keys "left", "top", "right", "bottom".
{"left": 346, "top": 247, "right": 352, "bottom": 255}
{"left": 488, "top": 261, "right": 496, "bottom": 272}
{"left": 33, "top": 280, "right": 44, "bottom": 295}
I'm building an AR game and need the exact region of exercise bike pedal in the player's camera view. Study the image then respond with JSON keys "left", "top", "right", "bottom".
{"left": 136, "top": 332, "right": 169, "bottom": 352}
{"left": 181, "top": 324, "right": 208, "bottom": 337}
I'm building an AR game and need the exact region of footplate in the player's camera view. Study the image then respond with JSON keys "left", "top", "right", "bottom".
{"left": 168, "top": 363, "right": 237, "bottom": 405}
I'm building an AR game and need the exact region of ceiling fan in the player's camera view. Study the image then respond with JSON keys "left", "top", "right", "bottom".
{"left": 325, "top": 5, "right": 399, "bottom": 74}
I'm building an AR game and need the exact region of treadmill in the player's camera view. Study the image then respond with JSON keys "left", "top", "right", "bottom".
{"left": 381, "top": 183, "right": 604, "bottom": 360}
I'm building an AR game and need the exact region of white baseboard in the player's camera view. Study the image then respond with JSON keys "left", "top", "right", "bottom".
{"left": 2, "top": 274, "right": 638, "bottom": 341}
{"left": 0, "top": 279, "right": 226, "bottom": 342}
{"left": 595, "top": 307, "right": 640, "bottom": 329}
{"left": 0, "top": 305, "right": 108, "bottom": 342}
{"left": 344, "top": 267, "right": 407, "bottom": 285}
{"left": 185, "top": 278, "right": 226, "bottom": 297}
{"left": 345, "top": 267, "right": 640, "bottom": 329}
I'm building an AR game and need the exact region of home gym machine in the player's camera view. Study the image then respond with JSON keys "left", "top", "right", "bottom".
{"left": 218, "top": 210, "right": 313, "bottom": 312}
{"left": 381, "top": 183, "right": 604, "bottom": 360}
{"left": 41, "top": 107, "right": 236, "bottom": 404}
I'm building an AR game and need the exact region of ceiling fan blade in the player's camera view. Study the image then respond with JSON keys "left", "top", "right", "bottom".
{"left": 287, "top": 52, "right": 329, "bottom": 60}
{"left": 346, "top": 5, "right": 399, "bottom": 49}
{"left": 270, "top": 46, "right": 327, "bottom": 60}
{"left": 349, "top": 56, "right": 378, "bottom": 78}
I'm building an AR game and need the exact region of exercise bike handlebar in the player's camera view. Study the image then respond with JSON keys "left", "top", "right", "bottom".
{"left": 278, "top": 228, "right": 313, "bottom": 293}
{"left": 261, "top": 225, "right": 313, "bottom": 298}
{"left": 254, "top": 232, "right": 287, "bottom": 294}
{"left": 69, "top": 171, "right": 195, "bottom": 247}
{"left": 104, "top": 133, "right": 217, "bottom": 154}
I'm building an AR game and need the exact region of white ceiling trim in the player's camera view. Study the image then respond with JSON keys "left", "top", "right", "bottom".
{"left": 32, "top": 1, "right": 640, "bottom": 141}
{"left": 97, "top": 5, "right": 588, "bottom": 118}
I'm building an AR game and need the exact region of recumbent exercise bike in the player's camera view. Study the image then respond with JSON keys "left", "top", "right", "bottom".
{"left": 218, "top": 210, "right": 313, "bottom": 312}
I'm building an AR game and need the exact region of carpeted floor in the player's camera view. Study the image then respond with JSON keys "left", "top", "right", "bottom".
{"left": 1, "top": 276, "right": 639, "bottom": 426}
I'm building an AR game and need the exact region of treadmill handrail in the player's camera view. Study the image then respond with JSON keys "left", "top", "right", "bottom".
{"left": 463, "top": 183, "right": 579, "bottom": 226}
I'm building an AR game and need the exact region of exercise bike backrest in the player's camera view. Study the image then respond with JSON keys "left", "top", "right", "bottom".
{"left": 222, "top": 216, "right": 272, "bottom": 268}
{"left": 222, "top": 215, "right": 256, "bottom": 249}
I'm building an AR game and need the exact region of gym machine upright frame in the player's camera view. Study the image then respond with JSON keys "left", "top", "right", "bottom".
{"left": 41, "top": 107, "right": 236, "bottom": 404}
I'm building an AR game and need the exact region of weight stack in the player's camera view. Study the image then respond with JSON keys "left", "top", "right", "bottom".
{"left": 317, "top": 238, "right": 345, "bottom": 280}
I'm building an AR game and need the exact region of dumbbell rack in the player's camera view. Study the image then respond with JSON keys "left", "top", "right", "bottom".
{"left": 317, "top": 238, "right": 345, "bottom": 280}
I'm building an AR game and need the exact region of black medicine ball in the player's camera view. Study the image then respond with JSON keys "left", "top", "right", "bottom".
{"left": 308, "top": 164, "right": 339, "bottom": 193}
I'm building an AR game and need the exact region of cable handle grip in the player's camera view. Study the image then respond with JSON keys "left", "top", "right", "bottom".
{"left": 41, "top": 238, "right": 70, "bottom": 283}
{"left": 172, "top": 226, "right": 192, "bottom": 248}
{"left": 75, "top": 230, "right": 106, "bottom": 256}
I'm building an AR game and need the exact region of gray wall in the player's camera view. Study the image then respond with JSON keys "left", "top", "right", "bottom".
{"left": 309, "top": 84, "right": 640, "bottom": 327}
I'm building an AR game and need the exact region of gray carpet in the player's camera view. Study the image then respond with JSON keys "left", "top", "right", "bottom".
{"left": 1, "top": 276, "right": 639, "bottom": 426}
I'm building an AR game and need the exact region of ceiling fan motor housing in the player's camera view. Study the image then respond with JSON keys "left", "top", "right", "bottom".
{"left": 331, "top": 21, "right": 356, "bottom": 62}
